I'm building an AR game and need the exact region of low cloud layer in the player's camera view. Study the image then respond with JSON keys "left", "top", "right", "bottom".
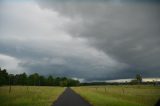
{"left": 0, "top": 0, "right": 160, "bottom": 81}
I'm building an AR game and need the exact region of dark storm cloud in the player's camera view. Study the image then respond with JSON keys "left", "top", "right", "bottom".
{"left": 0, "top": 0, "right": 160, "bottom": 81}
{"left": 37, "top": 0, "right": 160, "bottom": 78}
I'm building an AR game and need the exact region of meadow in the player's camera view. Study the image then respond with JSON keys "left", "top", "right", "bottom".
{"left": 73, "top": 85, "right": 160, "bottom": 106}
{"left": 0, "top": 85, "right": 160, "bottom": 106}
{"left": 0, "top": 86, "right": 64, "bottom": 106}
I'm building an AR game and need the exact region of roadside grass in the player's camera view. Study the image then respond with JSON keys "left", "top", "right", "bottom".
{"left": 0, "top": 86, "right": 64, "bottom": 106}
{"left": 73, "top": 85, "right": 160, "bottom": 106}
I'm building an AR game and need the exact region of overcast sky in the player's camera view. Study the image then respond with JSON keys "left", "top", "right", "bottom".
{"left": 0, "top": 0, "right": 160, "bottom": 81}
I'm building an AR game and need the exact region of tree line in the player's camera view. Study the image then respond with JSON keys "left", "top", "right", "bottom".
{"left": 0, "top": 67, "right": 80, "bottom": 87}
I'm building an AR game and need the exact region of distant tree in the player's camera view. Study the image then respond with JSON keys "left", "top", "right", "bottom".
{"left": 28, "top": 74, "right": 34, "bottom": 85}
{"left": 0, "top": 67, "right": 80, "bottom": 87}
{"left": 8, "top": 74, "right": 14, "bottom": 85}
{"left": 59, "top": 78, "right": 80, "bottom": 87}
{"left": 66, "top": 79, "right": 80, "bottom": 87}
{"left": 0, "top": 68, "right": 9, "bottom": 86}
{"left": 15, "top": 73, "right": 28, "bottom": 85}
{"left": 130, "top": 74, "right": 142, "bottom": 84}
{"left": 54, "top": 77, "right": 61, "bottom": 86}
{"left": 28, "top": 73, "right": 40, "bottom": 86}
{"left": 47, "top": 75, "right": 54, "bottom": 86}
{"left": 59, "top": 80, "right": 67, "bottom": 87}
{"left": 136, "top": 74, "right": 142, "bottom": 83}
{"left": 130, "top": 79, "right": 138, "bottom": 85}
{"left": 39, "top": 76, "right": 46, "bottom": 86}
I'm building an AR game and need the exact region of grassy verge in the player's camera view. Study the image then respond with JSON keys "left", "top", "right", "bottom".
{"left": 0, "top": 86, "right": 64, "bottom": 106}
{"left": 73, "top": 85, "right": 160, "bottom": 106}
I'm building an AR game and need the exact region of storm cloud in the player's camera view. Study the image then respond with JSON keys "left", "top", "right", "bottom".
{"left": 0, "top": 0, "right": 160, "bottom": 81}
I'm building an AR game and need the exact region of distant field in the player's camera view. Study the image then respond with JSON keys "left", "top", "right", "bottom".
{"left": 73, "top": 85, "right": 160, "bottom": 106}
{"left": 0, "top": 86, "right": 64, "bottom": 106}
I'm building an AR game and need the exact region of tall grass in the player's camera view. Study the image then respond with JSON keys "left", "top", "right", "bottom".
{"left": 73, "top": 85, "right": 160, "bottom": 106}
{"left": 0, "top": 86, "right": 64, "bottom": 106}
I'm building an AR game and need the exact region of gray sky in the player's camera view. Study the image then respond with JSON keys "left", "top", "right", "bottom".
{"left": 0, "top": 0, "right": 160, "bottom": 81}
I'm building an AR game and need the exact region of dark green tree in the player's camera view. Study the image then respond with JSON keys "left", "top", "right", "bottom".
{"left": 0, "top": 67, "right": 80, "bottom": 87}
{"left": 47, "top": 75, "right": 54, "bottom": 86}
{"left": 39, "top": 75, "right": 46, "bottom": 86}
{"left": 28, "top": 73, "right": 40, "bottom": 86}
{"left": 15, "top": 73, "right": 28, "bottom": 85}
{"left": 0, "top": 68, "right": 9, "bottom": 86}
{"left": 54, "top": 77, "right": 60, "bottom": 86}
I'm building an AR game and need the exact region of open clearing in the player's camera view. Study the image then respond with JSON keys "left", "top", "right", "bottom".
{"left": 0, "top": 85, "right": 160, "bottom": 106}
{"left": 0, "top": 86, "right": 64, "bottom": 106}
{"left": 73, "top": 85, "right": 160, "bottom": 106}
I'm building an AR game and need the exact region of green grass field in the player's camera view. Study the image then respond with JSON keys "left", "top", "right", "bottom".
{"left": 73, "top": 85, "right": 160, "bottom": 106}
{"left": 0, "top": 86, "right": 64, "bottom": 106}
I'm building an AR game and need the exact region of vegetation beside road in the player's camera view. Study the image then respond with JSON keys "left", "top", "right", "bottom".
{"left": 0, "top": 67, "right": 79, "bottom": 87}
{"left": 0, "top": 86, "right": 64, "bottom": 106}
{"left": 73, "top": 85, "right": 160, "bottom": 106}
